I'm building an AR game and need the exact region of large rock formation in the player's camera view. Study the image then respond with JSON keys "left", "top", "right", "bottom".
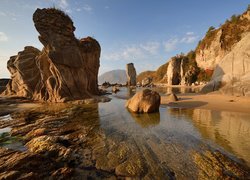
{"left": 166, "top": 57, "right": 182, "bottom": 85}
{"left": 125, "top": 89, "right": 160, "bottom": 113}
{"left": 126, "top": 63, "right": 137, "bottom": 86}
{"left": 166, "top": 55, "right": 198, "bottom": 86}
{"left": 3, "top": 46, "right": 41, "bottom": 98}
{"left": 196, "top": 9, "right": 250, "bottom": 70}
{"left": 3, "top": 8, "right": 101, "bottom": 102}
{"left": 201, "top": 33, "right": 250, "bottom": 96}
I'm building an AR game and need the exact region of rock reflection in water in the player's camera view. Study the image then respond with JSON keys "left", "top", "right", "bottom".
{"left": 128, "top": 111, "right": 160, "bottom": 128}
{"left": 169, "top": 108, "right": 250, "bottom": 166}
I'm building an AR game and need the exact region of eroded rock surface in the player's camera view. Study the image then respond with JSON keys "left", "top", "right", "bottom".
{"left": 201, "top": 33, "right": 250, "bottom": 96}
{"left": 3, "top": 8, "right": 101, "bottom": 102}
{"left": 195, "top": 9, "right": 250, "bottom": 70}
{"left": 194, "top": 150, "right": 249, "bottom": 179}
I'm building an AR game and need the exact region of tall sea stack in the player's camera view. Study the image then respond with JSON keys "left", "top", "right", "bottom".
{"left": 126, "top": 63, "right": 137, "bottom": 86}
{"left": 3, "top": 8, "right": 101, "bottom": 102}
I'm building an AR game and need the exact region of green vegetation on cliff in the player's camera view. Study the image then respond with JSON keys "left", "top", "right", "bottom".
{"left": 196, "top": 7, "right": 250, "bottom": 52}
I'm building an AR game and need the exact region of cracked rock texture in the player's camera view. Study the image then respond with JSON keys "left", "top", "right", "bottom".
{"left": 3, "top": 8, "right": 100, "bottom": 102}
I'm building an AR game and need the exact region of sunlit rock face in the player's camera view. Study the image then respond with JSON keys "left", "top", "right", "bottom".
{"left": 201, "top": 33, "right": 250, "bottom": 96}
{"left": 195, "top": 9, "right": 250, "bottom": 70}
{"left": 3, "top": 46, "right": 41, "bottom": 98}
{"left": 3, "top": 8, "right": 101, "bottom": 102}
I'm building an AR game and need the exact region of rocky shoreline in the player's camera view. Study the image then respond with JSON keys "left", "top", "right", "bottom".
{"left": 0, "top": 95, "right": 249, "bottom": 179}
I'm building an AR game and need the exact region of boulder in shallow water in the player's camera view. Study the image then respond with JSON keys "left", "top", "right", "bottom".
{"left": 125, "top": 89, "right": 160, "bottom": 113}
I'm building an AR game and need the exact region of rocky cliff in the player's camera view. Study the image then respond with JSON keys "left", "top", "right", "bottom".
{"left": 196, "top": 8, "right": 250, "bottom": 70}
{"left": 201, "top": 33, "right": 250, "bottom": 96}
{"left": 137, "top": 51, "right": 199, "bottom": 86}
{"left": 137, "top": 7, "right": 250, "bottom": 90}
{"left": 3, "top": 8, "right": 101, "bottom": 102}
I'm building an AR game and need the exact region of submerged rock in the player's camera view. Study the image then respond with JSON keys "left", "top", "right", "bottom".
{"left": 193, "top": 150, "right": 250, "bottom": 179}
{"left": 126, "top": 89, "right": 160, "bottom": 113}
{"left": 3, "top": 8, "right": 101, "bottom": 102}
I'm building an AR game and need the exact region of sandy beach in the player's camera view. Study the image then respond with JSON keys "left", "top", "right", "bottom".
{"left": 161, "top": 91, "right": 250, "bottom": 113}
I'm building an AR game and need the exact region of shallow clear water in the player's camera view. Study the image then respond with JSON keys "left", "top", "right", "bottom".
{"left": 100, "top": 87, "right": 250, "bottom": 168}
{"left": 0, "top": 87, "right": 249, "bottom": 177}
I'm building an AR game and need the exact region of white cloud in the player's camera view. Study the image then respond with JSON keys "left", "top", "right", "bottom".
{"left": 163, "top": 32, "right": 198, "bottom": 52}
{"left": 163, "top": 38, "right": 179, "bottom": 52}
{"left": 181, "top": 32, "right": 198, "bottom": 44}
{"left": 181, "top": 36, "right": 197, "bottom": 44}
{"left": 105, "top": 6, "right": 109, "bottom": 9}
{"left": 0, "top": 32, "right": 8, "bottom": 42}
{"left": 103, "top": 41, "right": 161, "bottom": 62}
{"left": 58, "top": 0, "right": 68, "bottom": 9}
{"left": 186, "top": 32, "right": 194, "bottom": 35}
{"left": 83, "top": 4, "right": 92, "bottom": 12}
{"left": 76, "top": 8, "right": 81, "bottom": 12}
{"left": 103, "top": 46, "right": 144, "bottom": 62}
{"left": 0, "top": 11, "right": 6, "bottom": 16}
{"left": 140, "top": 42, "right": 160, "bottom": 54}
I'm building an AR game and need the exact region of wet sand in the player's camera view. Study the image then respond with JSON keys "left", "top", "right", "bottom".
{"left": 161, "top": 91, "right": 250, "bottom": 113}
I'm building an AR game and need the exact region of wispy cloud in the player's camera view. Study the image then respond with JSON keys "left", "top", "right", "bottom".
{"left": 103, "top": 46, "right": 144, "bottom": 61}
{"left": 103, "top": 41, "right": 161, "bottom": 62}
{"left": 181, "top": 32, "right": 198, "bottom": 44}
{"left": 0, "top": 32, "right": 8, "bottom": 42}
{"left": 48, "top": 0, "right": 72, "bottom": 13}
{"left": 104, "top": 6, "right": 109, "bottom": 9}
{"left": 0, "top": 11, "right": 6, "bottom": 16}
{"left": 58, "top": 0, "right": 68, "bottom": 9}
{"left": 83, "top": 4, "right": 92, "bottom": 12}
{"left": 163, "top": 38, "right": 179, "bottom": 52}
{"left": 163, "top": 32, "right": 198, "bottom": 52}
{"left": 140, "top": 42, "right": 160, "bottom": 54}
{"left": 0, "top": 11, "right": 19, "bottom": 21}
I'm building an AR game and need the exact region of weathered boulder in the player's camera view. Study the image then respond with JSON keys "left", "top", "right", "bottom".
{"left": 126, "top": 63, "right": 137, "bottom": 86}
{"left": 125, "top": 89, "right": 160, "bottom": 113}
{"left": 3, "top": 8, "right": 101, "bottom": 102}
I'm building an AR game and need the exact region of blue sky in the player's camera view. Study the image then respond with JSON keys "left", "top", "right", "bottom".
{"left": 0, "top": 0, "right": 249, "bottom": 78}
